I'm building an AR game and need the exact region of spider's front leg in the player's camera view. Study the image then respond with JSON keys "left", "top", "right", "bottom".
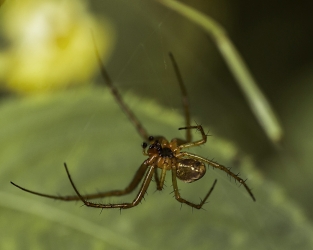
{"left": 64, "top": 162, "right": 155, "bottom": 209}
{"left": 11, "top": 159, "right": 151, "bottom": 201}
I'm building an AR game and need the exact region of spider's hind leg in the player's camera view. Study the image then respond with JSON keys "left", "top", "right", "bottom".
{"left": 171, "top": 164, "right": 217, "bottom": 209}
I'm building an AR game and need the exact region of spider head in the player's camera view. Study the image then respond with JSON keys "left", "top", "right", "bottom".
{"left": 176, "top": 159, "right": 206, "bottom": 183}
{"left": 148, "top": 141, "right": 174, "bottom": 157}
{"left": 145, "top": 136, "right": 174, "bottom": 159}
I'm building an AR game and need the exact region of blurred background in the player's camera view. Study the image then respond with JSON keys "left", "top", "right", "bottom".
{"left": 1, "top": 0, "right": 313, "bottom": 249}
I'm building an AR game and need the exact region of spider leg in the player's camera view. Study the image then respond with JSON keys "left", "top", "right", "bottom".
{"left": 171, "top": 165, "right": 217, "bottom": 209}
{"left": 11, "top": 161, "right": 149, "bottom": 201}
{"left": 153, "top": 168, "right": 162, "bottom": 190}
{"left": 169, "top": 52, "right": 191, "bottom": 142}
{"left": 204, "top": 158, "right": 256, "bottom": 201}
{"left": 159, "top": 167, "right": 168, "bottom": 190}
{"left": 178, "top": 152, "right": 256, "bottom": 201}
{"left": 65, "top": 162, "right": 155, "bottom": 209}
{"left": 177, "top": 125, "right": 207, "bottom": 150}
{"left": 91, "top": 31, "right": 149, "bottom": 141}
{"left": 153, "top": 166, "right": 169, "bottom": 191}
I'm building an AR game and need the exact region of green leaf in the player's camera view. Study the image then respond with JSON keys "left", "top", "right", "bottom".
{"left": 1, "top": 87, "right": 313, "bottom": 249}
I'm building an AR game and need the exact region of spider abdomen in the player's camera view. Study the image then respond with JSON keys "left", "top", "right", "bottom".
{"left": 176, "top": 159, "right": 206, "bottom": 183}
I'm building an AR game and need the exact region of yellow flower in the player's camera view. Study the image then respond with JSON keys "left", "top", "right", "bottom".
{"left": 0, "top": 0, "right": 115, "bottom": 94}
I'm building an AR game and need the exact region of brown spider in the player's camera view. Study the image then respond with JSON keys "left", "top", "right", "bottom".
{"left": 11, "top": 36, "right": 256, "bottom": 210}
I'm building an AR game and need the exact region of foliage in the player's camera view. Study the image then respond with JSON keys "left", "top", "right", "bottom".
{"left": 1, "top": 88, "right": 313, "bottom": 249}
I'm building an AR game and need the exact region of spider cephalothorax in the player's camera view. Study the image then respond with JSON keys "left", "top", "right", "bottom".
{"left": 145, "top": 137, "right": 175, "bottom": 159}
{"left": 11, "top": 37, "right": 255, "bottom": 210}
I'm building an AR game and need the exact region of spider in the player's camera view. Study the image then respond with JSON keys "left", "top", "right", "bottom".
{"left": 11, "top": 36, "right": 256, "bottom": 210}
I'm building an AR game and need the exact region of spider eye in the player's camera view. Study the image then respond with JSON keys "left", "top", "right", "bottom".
{"left": 176, "top": 159, "right": 206, "bottom": 183}
{"left": 142, "top": 142, "right": 148, "bottom": 148}
{"left": 148, "top": 136, "right": 154, "bottom": 141}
